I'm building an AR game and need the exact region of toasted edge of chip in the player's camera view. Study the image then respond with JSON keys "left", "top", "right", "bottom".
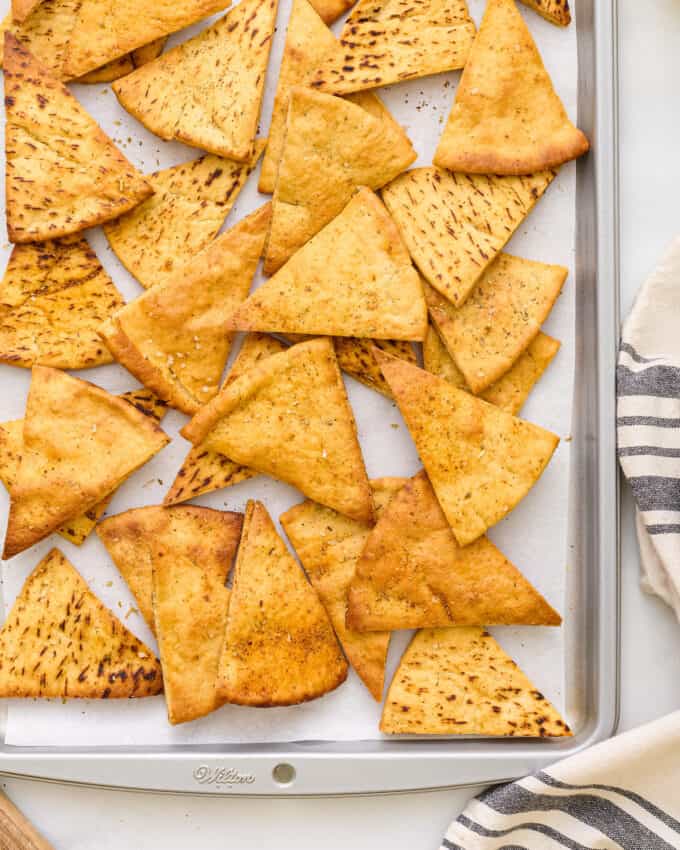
{"left": 520, "top": 0, "right": 571, "bottom": 26}
{"left": 75, "top": 37, "right": 167, "bottom": 84}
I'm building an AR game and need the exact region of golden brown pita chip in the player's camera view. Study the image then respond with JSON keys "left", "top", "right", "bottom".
{"left": 182, "top": 339, "right": 374, "bottom": 523}
{"left": 0, "top": 236, "right": 123, "bottom": 369}
{"left": 425, "top": 254, "right": 566, "bottom": 393}
{"left": 434, "top": 0, "right": 587, "bottom": 175}
{"left": 381, "top": 167, "right": 556, "bottom": 308}
{"left": 520, "top": 0, "right": 571, "bottom": 27}
{"left": 309, "top": 0, "right": 476, "bottom": 95}
{"left": 112, "top": 0, "right": 277, "bottom": 161}
{"left": 101, "top": 205, "right": 271, "bottom": 416}
{"left": 380, "top": 627, "right": 571, "bottom": 735}
{"left": 231, "top": 189, "right": 427, "bottom": 341}
{"left": 308, "top": 0, "right": 354, "bottom": 23}
{"left": 348, "top": 470, "right": 561, "bottom": 631}
{"left": 335, "top": 338, "right": 416, "bottom": 398}
{"left": 11, "top": 0, "right": 42, "bottom": 24}
{"left": 76, "top": 37, "right": 167, "bottom": 84}
{"left": 104, "top": 144, "right": 264, "bottom": 291}
{"left": 0, "top": 549, "right": 162, "bottom": 699}
{"left": 280, "top": 479, "right": 403, "bottom": 700}
{"left": 217, "top": 500, "right": 348, "bottom": 706}
{"left": 4, "top": 35, "right": 152, "bottom": 244}
{"left": 0, "top": 0, "right": 78, "bottom": 77}
{"left": 3, "top": 367, "right": 169, "bottom": 559}
{"left": 376, "top": 351, "right": 559, "bottom": 546}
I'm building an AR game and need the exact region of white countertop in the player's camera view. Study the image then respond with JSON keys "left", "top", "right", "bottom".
{"left": 3, "top": 1, "right": 680, "bottom": 846}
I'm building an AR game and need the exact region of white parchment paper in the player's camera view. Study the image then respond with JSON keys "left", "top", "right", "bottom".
{"left": 0, "top": 0, "right": 578, "bottom": 745}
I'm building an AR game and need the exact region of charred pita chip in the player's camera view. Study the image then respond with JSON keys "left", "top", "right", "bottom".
{"left": 217, "top": 500, "right": 348, "bottom": 706}
{"left": 76, "top": 37, "right": 167, "bottom": 84}
{"left": 382, "top": 167, "right": 555, "bottom": 307}
{"left": 380, "top": 627, "right": 571, "bottom": 735}
{"left": 335, "top": 338, "right": 416, "bottom": 398}
{"left": 4, "top": 35, "right": 152, "bottom": 244}
{"left": 348, "top": 470, "right": 561, "bottom": 631}
{"left": 434, "top": 0, "right": 587, "bottom": 175}
{"left": 0, "top": 549, "right": 162, "bottom": 699}
{"left": 376, "top": 352, "right": 559, "bottom": 546}
{"left": 182, "top": 339, "right": 374, "bottom": 522}
{"left": 101, "top": 205, "right": 271, "bottom": 416}
{"left": 112, "top": 0, "right": 277, "bottom": 161}
{"left": 309, "top": 0, "right": 476, "bottom": 95}
{"left": 104, "top": 144, "right": 264, "bottom": 291}
{"left": 520, "top": 0, "right": 571, "bottom": 27}
{"left": 231, "top": 189, "right": 427, "bottom": 341}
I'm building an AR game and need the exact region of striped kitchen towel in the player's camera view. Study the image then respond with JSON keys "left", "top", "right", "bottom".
{"left": 618, "top": 235, "right": 680, "bottom": 619}
{"left": 441, "top": 711, "right": 680, "bottom": 849}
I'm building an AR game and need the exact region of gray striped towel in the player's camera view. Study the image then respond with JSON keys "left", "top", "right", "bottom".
{"left": 441, "top": 711, "right": 680, "bottom": 849}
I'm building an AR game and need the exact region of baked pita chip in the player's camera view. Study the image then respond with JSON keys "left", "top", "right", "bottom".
{"left": 376, "top": 352, "right": 559, "bottom": 546}
{"left": 309, "top": 0, "right": 476, "bottom": 95}
{"left": 4, "top": 35, "right": 153, "bottom": 244}
{"left": 112, "top": 0, "right": 277, "bottom": 161}
{"left": 101, "top": 205, "right": 271, "bottom": 415}
{"left": 11, "top": 0, "right": 42, "bottom": 24}
{"left": 520, "top": 0, "right": 571, "bottom": 28}
{"left": 308, "top": 0, "right": 354, "bottom": 23}
{"left": 434, "top": 0, "right": 587, "bottom": 175}
{"left": 381, "top": 167, "right": 555, "bottom": 307}
{"left": 217, "top": 500, "right": 348, "bottom": 706}
{"left": 182, "top": 339, "right": 374, "bottom": 523}
{"left": 3, "top": 367, "right": 169, "bottom": 558}
{"left": 335, "top": 338, "right": 416, "bottom": 398}
{"left": 104, "top": 144, "right": 264, "bottom": 290}
{"left": 348, "top": 470, "right": 561, "bottom": 631}
{"left": 0, "top": 1, "right": 78, "bottom": 77}
{"left": 380, "top": 627, "right": 571, "bottom": 736}
{"left": 0, "top": 236, "right": 123, "bottom": 369}
{"left": 231, "top": 189, "right": 427, "bottom": 341}
{"left": 280, "top": 479, "right": 403, "bottom": 700}
{"left": 425, "top": 254, "right": 566, "bottom": 393}
{"left": 0, "top": 549, "right": 162, "bottom": 699}
{"left": 76, "top": 37, "right": 167, "bottom": 84}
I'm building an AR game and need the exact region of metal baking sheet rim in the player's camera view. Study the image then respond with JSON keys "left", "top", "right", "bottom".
{"left": 0, "top": 0, "right": 621, "bottom": 795}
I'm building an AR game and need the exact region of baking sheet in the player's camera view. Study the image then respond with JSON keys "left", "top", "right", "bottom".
{"left": 0, "top": 0, "right": 577, "bottom": 746}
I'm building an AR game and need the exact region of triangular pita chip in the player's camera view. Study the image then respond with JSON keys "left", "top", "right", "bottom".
{"left": 101, "top": 205, "right": 271, "bottom": 415}
{"left": 0, "top": 1, "right": 77, "bottom": 77}
{"left": 112, "top": 0, "right": 278, "bottom": 161}
{"left": 182, "top": 339, "right": 374, "bottom": 523}
{"left": 376, "top": 351, "right": 559, "bottom": 546}
{"left": 216, "top": 500, "right": 348, "bottom": 706}
{"left": 347, "top": 470, "right": 561, "bottom": 631}
{"left": 0, "top": 549, "right": 162, "bottom": 699}
{"left": 433, "top": 0, "right": 588, "bottom": 175}
{"left": 382, "top": 167, "right": 555, "bottom": 308}
{"left": 103, "top": 144, "right": 264, "bottom": 291}
{"left": 230, "top": 188, "right": 427, "bottom": 341}
{"left": 264, "top": 88, "right": 416, "bottom": 272}
{"left": 309, "top": 0, "right": 476, "bottom": 95}
{"left": 0, "top": 236, "right": 123, "bottom": 369}
{"left": 3, "top": 367, "right": 169, "bottom": 558}
{"left": 520, "top": 0, "right": 571, "bottom": 27}
{"left": 380, "top": 626, "right": 571, "bottom": 736}
{"left": 308, "top": 0, "right": 354, "bottom": 23}
{"left": 76, "top": 37, "right": 167, "bottom": 84}
{"left": 4, "top": 35, "right": 152, "bottom": 244}
{"left": 11, "top": 0, "right": 42, "bottom": 24}
{"left": 424, "top": 253, "right": 566, "bottom": 393}
{"left": 334, "top": 338, "right": 416, "bottom": 398}
{"left": 280, "top": 479, "right": 404, "bottom": 700}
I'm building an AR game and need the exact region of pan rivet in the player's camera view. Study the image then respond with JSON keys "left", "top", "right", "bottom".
{"left": 272, "top": 763, "right": 296, "bottom": 785}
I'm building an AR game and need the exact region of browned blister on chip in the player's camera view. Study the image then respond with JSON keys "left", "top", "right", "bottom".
{"left": 520, "top": 0, "right": 571, "bottom": 27}
{"left": 76, "top": 37, "right": 167, "bottom": 84}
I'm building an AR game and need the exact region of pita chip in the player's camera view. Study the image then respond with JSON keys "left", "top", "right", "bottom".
{"left": 182, "top": 339, "right": 374, "bottom": 523}
{"left": 348, "top": 470, "right": 561, "bottom": 631}
{"left": 101, "top": 204, "right": 271, "bottom": 416}
{"left": 309, "top": 0, "right": 476, "bottom": 95}
{"left": 11, "top": 0, "right": 42, "bottom": 24}
{"left": 0, "top": 549, "right": 162, "bottom": 699}
{"left": 382, "top": 167, "right": 555, "bottom": 308}
{"left": 3, "top": 367, "right": 169, "bottom": 559}
{"left": 112, "top": 0, "right": 277, "bottom": 162}
{"left": 380, "top": 627, "right": 571, "bottom": 736}
{"left": 425, "top": 254, "right": 566, "bottom": 393}
{"left": 377, "top": 352, "right": 559, "bottom": 546}
{"left": 104, "top": 144, "right": 264, "bottom": 290}
{"left": 4, "top": 35, "right": 152, "bottom": 244}
{"left": 231, "top": 189, "right": 427, "bottom": 341}
{"left": 335, "top": 338, "right": 416, "bottom": 398}
{"left": 308, "top": 0, "right": 355, "bottom": 23}
{"left": 76, "top": 37, "right": 167, "bottom": 85}
{"left": 216, "top": 500, "right": 348, "bottom": 706}
{"left": 0, "top": 0, "right": 78, "bottom": 77}
{"left": 434, "top": 0, "right": 588, "bottom": 175}
{"left": 520, "top": 0, "right": 571, "bottom": 26}
{"left": 280, "top": 479, "right": 404, "bottom": 700}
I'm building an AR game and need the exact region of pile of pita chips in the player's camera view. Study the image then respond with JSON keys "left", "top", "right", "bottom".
{"left": 380, "top": 627, "right": 570, "bottom": 736}
{"left": 76, "top": 37, "right": 167, "bottom": 84}
{"left": 347, "top": 470, "right": 561, "bottom": 631}
{"left": 113, "top": 0, "right": 277, "bottom": 162}
{"left": 0, "top": 549, "right": 162, "bottom": 699}
{"left": 310, "top": 0, "right": 476, "bottom": 94}
{"left": 434, "top": 0, "right": 588, "bottom": 175}
{"left": 217, "top": 500, "right": 348, "bottom": 706}
{"left": 520, "top": 0, "right": 571, "bottom": 27}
